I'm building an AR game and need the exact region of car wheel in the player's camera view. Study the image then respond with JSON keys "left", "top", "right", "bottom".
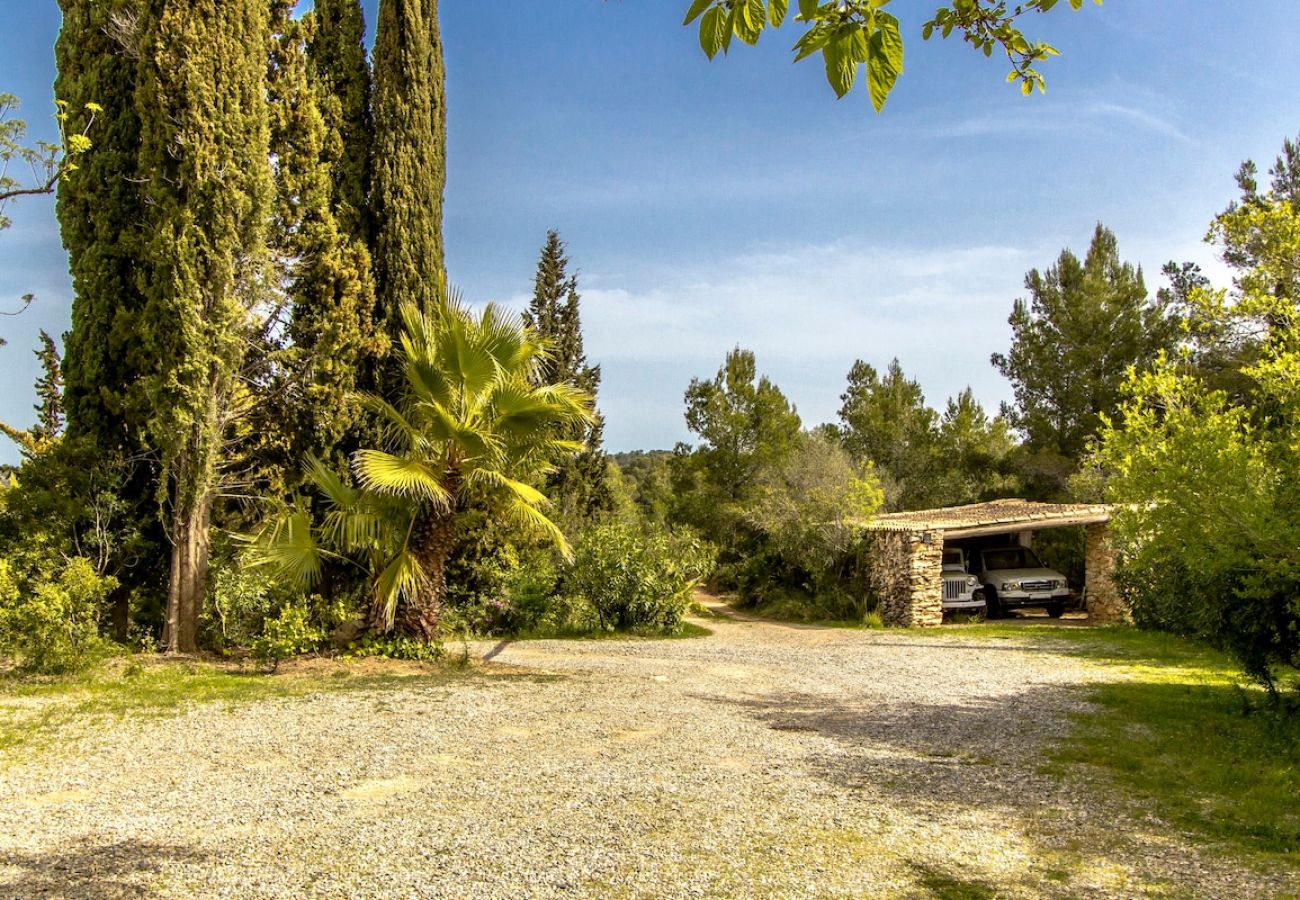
{"left": 984, "top": 589, "right": 1001, "bottom": 620}
{"left": 1046, "top": 602, "right": 1065, "bottom": 619}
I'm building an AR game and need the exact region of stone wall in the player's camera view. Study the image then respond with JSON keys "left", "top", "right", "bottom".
{"left": 1084, "top": 522, "right": 1127, "bottom": 624}
{"left": 867, "top": 530, "right": 944, "bottom": 628}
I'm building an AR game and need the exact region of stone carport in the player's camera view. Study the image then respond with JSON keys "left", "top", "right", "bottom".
{"left": 859, "top": 499, "right": 1122, "bottom": 627}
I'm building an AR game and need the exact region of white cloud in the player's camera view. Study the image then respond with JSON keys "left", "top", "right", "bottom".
{"left": 547, "top": 238, "right": 1036, "bottom": 450}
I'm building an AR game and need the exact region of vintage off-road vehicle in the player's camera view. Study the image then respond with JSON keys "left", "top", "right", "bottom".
{"left": 941, "top": 548, "right": 986, "bottom": 616}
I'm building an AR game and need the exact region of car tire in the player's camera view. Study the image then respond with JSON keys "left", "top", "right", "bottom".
{"left": 1046, "top": 602, "right": 1065, "bottom": 619}
{"left": 984, "top": 589, "right": 1002, "bottom": 620}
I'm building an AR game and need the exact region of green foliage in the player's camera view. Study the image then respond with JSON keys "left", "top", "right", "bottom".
{"left": 249, "top": 294, "right": 594, "bottom": 642}
{"left": 677, "top": 347, "right": 802, "bottom": 548}
{"left": 564, "top": 524, "right": 713, "bottom": 632}
{"left": 370, "top": 0, "right": 446, "bottom": 377}
{"left": 993, "top": 224, "right": 1175, "bottom": 497}
{"left": 745, "top": 429, "right": 882, "bottom": 596}
{"left": 0, "top": 92, "right": 97, "bottom": 231}
{"left": 0, "top": 554, "right": 115, "bottom": 675}
{"left": 682, "top": 0, "right": 1097, "bottom": 111}
{"left": 130, "top": 0, "right": 275, "bottom": 652}
{"left": 305, "top": 0, "right": 373, "bottom": 244}
{"left": 251, "top": 602, "right": 325, "bottom": 670}
{"left": 837, "top": 358, "right": 937, "bottom": 509}
{"left": 1091, "top": 154, "right": 1300, "bottom": 691}
{"left": 249, "top": 0, "right": 382, "bottom": 494}
{"left": 523, "top": 231, "right": 612, "bottom": 528}
{"left": 347, "top": 632, "right": 445, "bottom": 662}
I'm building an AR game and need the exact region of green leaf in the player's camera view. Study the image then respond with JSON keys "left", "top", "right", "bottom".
{"left": 699, "top": 6, "right": 726, "bottom": 58}
{"left": 797, "top": 0, "right": 819, "bottom": 18}
{"left": 683, "top": 0, "right": 714, "bottom": 26}
{"left": 769, "top": 0, "right": 788, "bottom": 28}
{"left": 866, "top": 14, "right": 903, "bottom": 112}
{"left": 823, "top": 37, "right": 857, "bottom": 99}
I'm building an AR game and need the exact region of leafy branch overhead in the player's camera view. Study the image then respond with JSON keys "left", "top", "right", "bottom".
{"left": 683, "top": 0, "right": 1099, "bottom": 112}
{"left": 0, "top": 94, "right": 98, "bottom": 231}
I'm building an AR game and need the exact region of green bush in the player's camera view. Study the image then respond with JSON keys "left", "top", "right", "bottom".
{"left": 347, "top": 633, "right": 445, "bottom": 662}
{"left": 564, "top": 524, "right": 710, "bottom": 632}
{"left": 0, "top": 554, "right": 116, "bottom": 674}
{"left": 251, "top": 603, "right": 324, "bottom": 670}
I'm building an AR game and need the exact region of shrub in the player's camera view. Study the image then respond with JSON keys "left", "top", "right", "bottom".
{"left": 564, "top": 524, "right": 709, "bottom": 632}
{"left": 347, "top": 633, "right": 445, "bottom": 662}
{"left": 251, "top": 602, "right": 324, "bottom": 671}
{"left": 0, "top": 554, "right": 116, "bottom": 674}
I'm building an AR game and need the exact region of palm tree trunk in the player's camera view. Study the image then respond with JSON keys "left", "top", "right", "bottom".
{"left": 400, "top": 505, "right": 456, "bottom": 642}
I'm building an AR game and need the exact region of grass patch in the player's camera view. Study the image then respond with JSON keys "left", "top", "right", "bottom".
{"left": 728, "top": 596, "right": 880, "bottom": 629}
{"left": 944, "top": 623, "right": 1300, "bottom": 866}
{"left": 1054, "top": 664, "right": 1300, "bottom": 865}
{"left": 510, "top": 621, "right": 713, "bottom": 642}
{"left": 0, "top": 655, "right": 455, "bottom": 762}
{"left": 911, "top": 864, "right": 997, "bottom": 900}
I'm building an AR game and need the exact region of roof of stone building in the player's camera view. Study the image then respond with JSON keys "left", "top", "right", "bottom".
{"left": 860, "top": 499, "right": 1111, "bottom": 537}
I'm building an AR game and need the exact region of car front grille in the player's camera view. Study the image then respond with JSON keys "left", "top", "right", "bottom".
{"left": 943, "top": 578, "right": 968, "bottom": 600}
{"left": 1020, "top": 580, "right": 1056, "bottom": 592}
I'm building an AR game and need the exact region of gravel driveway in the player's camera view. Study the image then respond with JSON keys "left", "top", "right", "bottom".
{"left": 0, "top": 602, "right": 1285, "bottom": 898}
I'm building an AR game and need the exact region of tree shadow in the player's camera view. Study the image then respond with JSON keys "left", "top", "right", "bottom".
{"left": 0, "top": 839, "right": 206, "bottom": 898}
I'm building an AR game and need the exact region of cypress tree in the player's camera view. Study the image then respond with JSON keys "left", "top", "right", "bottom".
{"left": 132, "top": 0, "right": 273, "bottom": 652}
{"left": 306, "top": 0, "right": 372, "bottom": 244}
{"left": 524, "top": 231, "right": 611, "bottom": 525}
{"left": 257, "top": 0, "right": 380, "bottom": 488}
{"left": 56, "top": 0, "right": 148, "bottom": 454}
{"left": 56, "top": 0, "right": 165, "bottom": 635}
{"left": 370, "top": 0, "right": 446, "bottom": 378}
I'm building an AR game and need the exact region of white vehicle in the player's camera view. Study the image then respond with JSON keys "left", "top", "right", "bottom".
{"left": 941, "top": 549, "right": 986, "bottom": 615}
{"left": 975, "top": 546, "right": 1070, "bottom": 619}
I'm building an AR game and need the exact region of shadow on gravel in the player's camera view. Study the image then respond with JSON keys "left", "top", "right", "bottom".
{"left": 699, "top": 686, "right": 1128, "bottom": 894}
{"left": 0, "top": 839, "right": 206, "bottom": 898}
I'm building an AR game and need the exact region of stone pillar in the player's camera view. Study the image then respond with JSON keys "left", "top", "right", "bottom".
{"left": 868, "top": 529, "right": 944, "bottom": 628}
{"left": 1084, "top": 522, "right": 1127, "bottom": 624}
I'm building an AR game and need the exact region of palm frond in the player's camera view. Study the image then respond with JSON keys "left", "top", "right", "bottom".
{"left": 468, "top": 468, "right": 552, "bottom": 508}
{"left": 372, "top": 547, "right": 426, "bottom": 632}
{"left": 242, "top": 510, "right": 325, "bottom": 588}
{"left": 353, "top": 450, "right": 454, "bottom": 508}
{"left": 504, "top": 498, "right": 573, "bottom": 560}
{"left": 304, "top": 455, "right": 360, "bottom": 510}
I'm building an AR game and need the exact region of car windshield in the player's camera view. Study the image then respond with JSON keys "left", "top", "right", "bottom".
{"left": 941, "top": 550, "right": 964, "bottom": 569}
{"left": 982, "top": 547, "right": 1043, "bottom": 570}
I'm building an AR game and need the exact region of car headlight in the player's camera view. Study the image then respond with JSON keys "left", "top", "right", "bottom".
{"left": 1002, "top": 581, "right": 1020, "bottom": 591}
{"left": 966, "top": 575, "right": 978, "bottom": 587}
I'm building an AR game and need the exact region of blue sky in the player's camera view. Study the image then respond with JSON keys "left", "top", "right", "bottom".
{"left": 2, "top": 2, "right": 1299, "bottom": 461}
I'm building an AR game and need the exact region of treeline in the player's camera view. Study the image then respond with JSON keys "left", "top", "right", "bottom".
{"left": 0, "top": 0, "right": 709, "bottom": 674}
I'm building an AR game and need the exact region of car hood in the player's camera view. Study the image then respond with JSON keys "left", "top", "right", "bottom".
{"left": 983, "top": 567, "right": 1064, "bottom": 583}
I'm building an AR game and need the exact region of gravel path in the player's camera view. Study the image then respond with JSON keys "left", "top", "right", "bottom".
{"left": 1, "top": 602, "right": 1288, "bottom": 898}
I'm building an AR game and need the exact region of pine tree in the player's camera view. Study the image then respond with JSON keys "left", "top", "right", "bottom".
{"left": 370, "top": 0, "right": 446, "bottom": 385}
{"left": 306, "top": 0, "right": 372, "bottom": 244}
{"left": 991, "top": 225, "right": 1175, "bottom": 468}
{"left": 132, "top": 0, "right": 274, "bottom": 653}
{"left": 523, "top": 231, "right": 612, "bottom": 525}
{"left": 256, "top": 0, "right": 380, "bottom": 489}
{"left": 0, "top": 331, "right": 65, "bottom": 459}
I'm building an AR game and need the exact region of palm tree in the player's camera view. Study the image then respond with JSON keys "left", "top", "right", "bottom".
{"left": 252, "top": 293, "right": 593, "bottom": 641}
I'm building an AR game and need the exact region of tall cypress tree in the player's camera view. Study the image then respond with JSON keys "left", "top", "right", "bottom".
{"left": 56, "top": 0, "right": 148, "bottom": 454}
{"left": 132, "top": 0, "right": 273, "bottom": 652}
{"left": 306, "top": 0, "right": 372, "bottom": 244}
{"left": 370, "top": 0, "right": 446, "bottom": 380}
{"left": 257, "top": 0, "right": 380, "bottom": 488}
{"left": 524, "top": 231, "right": 611, "bottom": 525}
{"left": 56, "top": 0, "right": 164, "bottom": 636}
